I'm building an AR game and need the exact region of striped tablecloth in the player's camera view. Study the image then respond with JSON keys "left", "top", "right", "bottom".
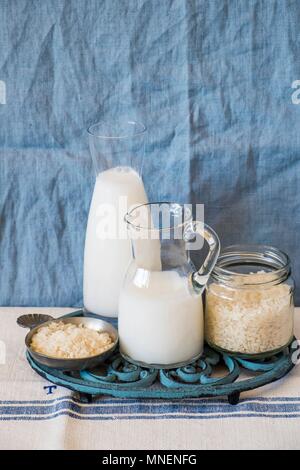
{"left": 0, "top": 307, "right": 299, "bottom": 450}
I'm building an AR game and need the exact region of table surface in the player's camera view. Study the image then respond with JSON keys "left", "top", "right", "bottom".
{"left": 0, "top": 307, "right": 299, "bottom": 450}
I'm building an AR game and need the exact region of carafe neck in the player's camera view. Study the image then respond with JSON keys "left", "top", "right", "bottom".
{"left": 88, "top": 120, "right": 146, "bottom": 176}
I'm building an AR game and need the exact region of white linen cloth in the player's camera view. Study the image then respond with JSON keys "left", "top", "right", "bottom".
{"left": 0, "top": 307, "right": 299, "bottom": 450}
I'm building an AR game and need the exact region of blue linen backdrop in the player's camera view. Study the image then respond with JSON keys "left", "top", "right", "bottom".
{"left": 0, "top": 0, "right": 300, "bottom": 306}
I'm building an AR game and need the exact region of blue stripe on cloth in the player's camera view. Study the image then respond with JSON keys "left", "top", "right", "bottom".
{"left": 1, "top": 402, "right": 300, "bottom": 414}
{"left": 1, "top": 398, "right": 300, "bottom": 420}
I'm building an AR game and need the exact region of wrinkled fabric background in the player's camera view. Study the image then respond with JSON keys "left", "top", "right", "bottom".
{"left": 0, "top": 0, "right": 300, "bottom": 306}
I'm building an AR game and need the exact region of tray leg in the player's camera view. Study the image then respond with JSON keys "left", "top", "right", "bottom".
{"left": 228, "top": 392, "right": 240, "bottom": 405}
{"left": 77, "top": 392, "right": 93, "bottom": 404}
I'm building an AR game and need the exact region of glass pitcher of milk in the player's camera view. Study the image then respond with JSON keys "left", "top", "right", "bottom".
{"left": 118, "top": 202, "right": 220, "bottom": 369}
{"left": 83, "top": 120, "right": 148, "bottom": 318}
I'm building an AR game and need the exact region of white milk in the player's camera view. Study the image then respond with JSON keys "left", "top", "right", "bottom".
{"left": 119, "top": 269, "right": 204, "bottom": 366}
{"left": 83, "top": 167, "right": 148, "bottom": 317}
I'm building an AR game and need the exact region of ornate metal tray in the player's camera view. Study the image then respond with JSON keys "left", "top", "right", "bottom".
{"left": 26, "top": 311, "right": 299, "bottom": 405}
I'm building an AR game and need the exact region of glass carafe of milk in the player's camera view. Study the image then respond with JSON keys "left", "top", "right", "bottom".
{"left": 83, "top": 120, "right": 148, "bottom": 317}
{"left": 118, "top": 202, "right": 220, "bottom": 369}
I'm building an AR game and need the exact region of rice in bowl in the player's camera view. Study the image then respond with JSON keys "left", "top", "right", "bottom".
{"left": 30, "top": 321, "right": 114, "bottom": 359}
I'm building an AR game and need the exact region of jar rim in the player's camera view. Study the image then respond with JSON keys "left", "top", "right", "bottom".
{"left": 212, "top": 244, "right": 291, "bottom": 286}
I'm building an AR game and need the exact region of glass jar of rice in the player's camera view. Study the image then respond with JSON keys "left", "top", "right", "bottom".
{"left": 205, "top": 244, "right": 294, "bottom": 359}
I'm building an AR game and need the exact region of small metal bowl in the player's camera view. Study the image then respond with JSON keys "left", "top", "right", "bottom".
{"left": 17, "top": 314, "right": 118, "bottom": 371}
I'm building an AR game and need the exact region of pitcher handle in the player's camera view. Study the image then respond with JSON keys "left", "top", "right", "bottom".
{"left": 188, "top": 222, "right": 220, "bottom": 293}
